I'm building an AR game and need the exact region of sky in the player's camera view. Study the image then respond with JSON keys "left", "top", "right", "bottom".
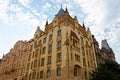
{"left": 0, "top": 0, "right": 120, "bottom": 63}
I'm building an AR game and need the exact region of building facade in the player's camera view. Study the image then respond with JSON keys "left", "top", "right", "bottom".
{"left": 24, "top": 7, "right": 97, "bottom": 80}
{"left": 0, "top": 7, "right": 115, "bottom": 80}
{"left": 1, "top": 41, "right": 29, "bottom": 80}
{"left": 93, "top": 36, "right": 115, "bottom": 66}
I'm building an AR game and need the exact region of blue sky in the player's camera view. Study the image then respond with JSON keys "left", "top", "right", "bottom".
{"left": 0, "top": 0, "right": 120, "bottom": 63}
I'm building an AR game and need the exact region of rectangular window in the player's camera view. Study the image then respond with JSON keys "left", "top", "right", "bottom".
{"left": 80, "top": 36, "right": 83, "bottom": 42}
{"left": 42, "top": 47, "right": 46, "bottom": 54}
{"left": 46, "top": 69, "right": 51, "bottom": 78}
{"left": 48, "top": 45, "right": 52, "bottom": 51}
{"left": 57, "top": 30, "right": 61, "bottom": 37}
{"left": 32, "top": 52, "right": 34, "bottom": 58}
{"left": 31, "top": 62, "right": 33, "bottom": 69}
{"left": 49, "top": 34, "right": 52, "bottom": 41}
{"left": 27, "top": 63, "right": 29, "bottom": 70}
{"left": 82, "top": 47, "right": 85, "bottom": 55}
{"left": 43, "top": 37, "right": 46, "bottom": 43}
{"left": 57, "top": 67, "right": 61, "bottom": 76}
{"left": 57, "top": 40, "right": 61, "bottom": 49}
{"left": 83, "top": 58, "right": 86, "bottom": 66}
{"left": 47, "top": 56, "right": 51, "bottom": 64}
{"left": 34, "top": 59, "right": 37, "bottom": 67}
{"left": 35, "top": 49, "right": 39, "bottom": 57}
{"left": 30, "top": 44, "right": 33, "bottom": 50}
{"left": 57, "top": 53, "right": 61, "bottom": 62}
{"left": 28, "top": 54, "right": 31, "bottom": 61}
{"left": 40, "top": 71, "right": 43, "bottom": 79}
{"left": 34, "top": 41, "right": 37, "bottom": 48}
{"left": 41, "top": 58, "right": 45, "bottom": 66}
{"left": 38, "top": 39, "right": 41, "bottom": 45}
{"left": 84, "top": 70, "right": 87, "bottom": 79}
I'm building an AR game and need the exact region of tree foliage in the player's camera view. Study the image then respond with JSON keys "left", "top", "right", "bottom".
{"left": 91, "top": 60, "right": 120, "bottom": 80}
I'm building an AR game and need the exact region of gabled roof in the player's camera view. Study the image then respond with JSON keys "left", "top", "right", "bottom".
{"left": 70, "top": 30, "right": 79, "bottom": 40}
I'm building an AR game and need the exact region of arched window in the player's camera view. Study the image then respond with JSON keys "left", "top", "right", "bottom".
{"left": 57, "top": 67, "right": 61, "bottom": 76}
{"left": 74, "top": 67, "right": 77, "bottom": 76}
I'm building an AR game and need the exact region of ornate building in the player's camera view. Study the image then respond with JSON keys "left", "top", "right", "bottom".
{"left": 0, "top": 7, "right": 115, "bottom": 80}
{"left": 1, "top": 41, "right": 29, "bottom": 80}
{"left": 24, "top": 7, "right": 97, "bottom": 80}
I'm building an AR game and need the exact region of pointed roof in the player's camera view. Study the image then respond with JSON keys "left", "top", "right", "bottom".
{"left": 34, "top": 26, "right": 42, "bottom": 37}
{"left": 102, "top": 39, "right": 111, "bottom": 51}
{"left": 45, "top": 19, "right": 48, "bottom": 26}
{"left": 83, "top": 21, "right": 86, "bottom": 28}
{"left": 65, "top": 6, "right": 68, "bottom": 12}
{"left": 56, "top": 6, "right": 65, "bottom": 17}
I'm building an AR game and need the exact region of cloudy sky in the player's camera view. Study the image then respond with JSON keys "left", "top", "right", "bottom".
{"left": 0, "top": 0, "right": 120, "bottom": 63}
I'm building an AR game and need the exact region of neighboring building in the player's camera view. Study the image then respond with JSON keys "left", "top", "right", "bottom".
{"left": 101, "top": 39, "right": 115, "bottom": 61}
{"left": 1, "top": 41, "right": 29, "bottom": 80}
{"left": 24, "top": 7, "right": 97, "bottom": 80}
{"left": 93, "top": 36, "right": 115, "bottom": 65}
{"left": 0, "top": 59, "right": 2, "bottom": 80}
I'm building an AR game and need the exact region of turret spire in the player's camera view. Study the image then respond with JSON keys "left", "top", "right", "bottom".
{"left": 45, "top": 19, "right": 48, "bottom": 26}
{"left": 83, "top": 21, "right": 85, "bottom": 28}
{"left": 65, "top": 5, "right": 68, "bottom": 12}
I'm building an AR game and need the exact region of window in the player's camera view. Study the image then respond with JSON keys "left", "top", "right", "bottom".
{"left": 35, "top": 49, "right": 39, "bottom": 57}
{"left": 34, "top": 41, "right": 37, "bottom": 48}
{"left": 41, "top": 58, "right": 45, "bottom": 66}
{"left": 82, "top": 47, "right": 85, "bottom": 55}
{"left": 57, "top": 53, "right": 61, "bottom": 62}
{"left": 43, "top": 37, "right": 46, "bottom": 43}
{"left": 47, "top": 56, "right": 51, "bottom": 64}
{"left": 80, "top": 36, "right": 83, "bottom": 42}
{"left": 32, "top": 52, "right": 34, "bottom": 58}
{"left": 57, "top": 40, "right": 61, "bottom": 49}
{"left": 30, "top": 44, "right": 33, "bottom": 50}
{"left": 48, "top": 45, "right": 52, "bottom": 51}
{"left": 38, "top": 60, "right": 40, "bottom": 67}
{"left": 75, "top": 54, "right": 80, "bottom": 62}
{"left": 27, "top": 63, "right": 29, "bottom": 70}
{"left": 37, "top": 72, "right": 39, "bottom": 79}
{"left": 74, "top": 67, "right": 77, "bottom": 76}
{"left": 83, "top": 58, "right": 86, "bottom": 66}
{"left": 31, "top": 62, "right": 33, "bottom": 69}
{"left": 32, "top": 72, "right": 36, "bottom": 79}
{"left": 84, "top": 70, "right": 87, "bottom": 79}
{"left": 49, "top": 34, "right": 52, "bottom": 41}
{"left": 38, "top": 40, "right": 41, "bottom": 45}
{"left": 34, "top": 59, "right": 37, "bottom": 67}
{"left": 56, "top": 67, "right": 61, "bottom": 76}
{"left": 29, "top": 73, "right": 31, "bottom": 80}
{"left": 42, "top": 47, "right": 46, "bottom": 54}
{"left": 28, "top": 54, "right": 31, "bottom": 61}
{"left": 40, "top": 71, "right": 43, "bottom": 79}
{"left": 57, "top": 30, "right": 61, "bottom": 37}
{"left": 46, "top": 69, "right": 51, "bottom": 78}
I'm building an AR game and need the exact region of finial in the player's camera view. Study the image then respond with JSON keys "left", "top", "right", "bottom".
{"left": 61, "top": 4, "right": 62, "bottom": 9}
{"left": 65, "top": 5, "right": 68, "bottom": 12}
{"left": 83, "top": 21, "right": 85, "bottom": 28}
{"left": 45, "top": 19, "right": 48, "bottom": 25}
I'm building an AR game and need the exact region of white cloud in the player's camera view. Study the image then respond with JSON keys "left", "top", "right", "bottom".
{"left": 43, "top": 3, "right": 51, "bottom": 10}
{"left": 0, "top": 0, "right": 10, "bottom": 24}
{"left": 19, "top": 0, "right": 32, "bottom": 8}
